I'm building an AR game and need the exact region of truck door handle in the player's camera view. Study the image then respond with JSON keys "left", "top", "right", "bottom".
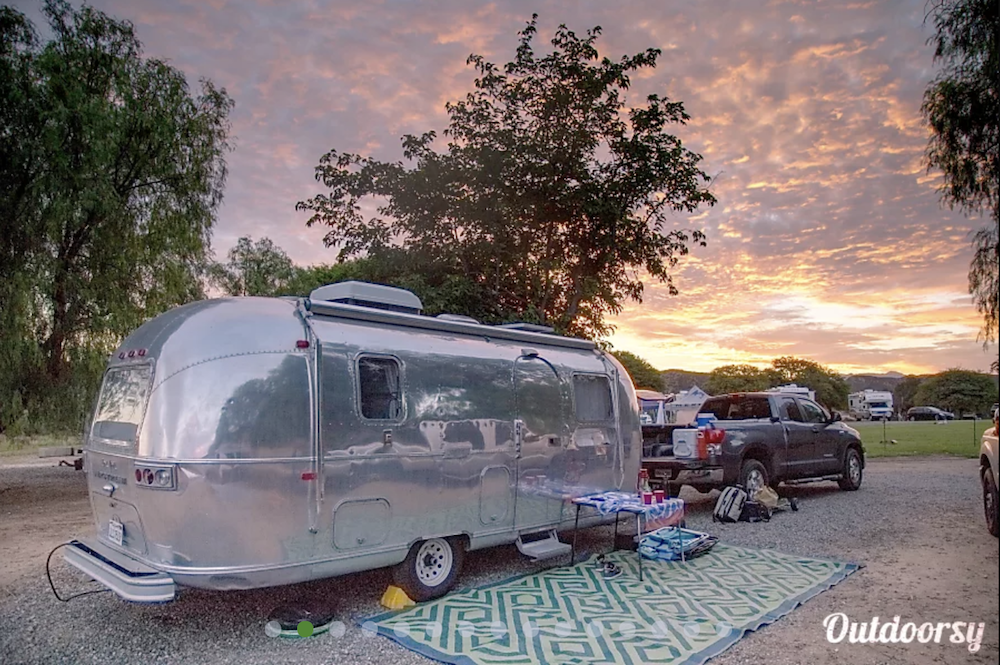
{"left": 811, "top": 426, "right": 819, "bottom": 433}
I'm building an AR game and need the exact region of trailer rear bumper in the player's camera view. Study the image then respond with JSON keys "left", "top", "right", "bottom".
{"left": 63, "top": 538, "right": 175, "bottom": 603}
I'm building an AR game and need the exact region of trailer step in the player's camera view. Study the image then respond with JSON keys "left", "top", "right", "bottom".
{"left": 516, "top": 529, "right": 571, "bottom": 561}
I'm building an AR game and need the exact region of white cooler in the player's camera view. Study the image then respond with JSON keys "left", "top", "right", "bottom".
{"left": 672, "top": 428, "right": 699, "bottom": 459}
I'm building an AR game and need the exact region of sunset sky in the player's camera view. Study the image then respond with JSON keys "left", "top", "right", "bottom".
{"left": 16, "top": 0, "right": 996, "bottom": 375}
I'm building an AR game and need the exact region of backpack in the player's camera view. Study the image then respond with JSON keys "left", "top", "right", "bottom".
{"left": 713, "top": 486, "right": 748, "bottom": 523}
{"left": 739, "top": 500, "right": 772, "bottom": 522}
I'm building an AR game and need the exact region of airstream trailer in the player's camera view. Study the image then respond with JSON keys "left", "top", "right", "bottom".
{"left": 64, "top": 282, "right": 641, "bottom": 603}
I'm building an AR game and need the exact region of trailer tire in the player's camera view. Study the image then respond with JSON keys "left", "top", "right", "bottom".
{"left": 393, "top": 537, "right": 465, "bottom": 602}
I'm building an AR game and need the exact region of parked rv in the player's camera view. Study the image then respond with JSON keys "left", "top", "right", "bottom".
{"left": 63, "top": 282, "right": 641, "bottom": 603}
{"left": 848, "top": 389, "right": 894, "bottom": 420}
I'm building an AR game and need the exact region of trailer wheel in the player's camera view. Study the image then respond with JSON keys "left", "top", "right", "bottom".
{"left": 393, "top": 537, "right": 464, "bottom": 602}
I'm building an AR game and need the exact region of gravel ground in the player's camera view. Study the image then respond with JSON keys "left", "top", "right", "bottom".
{"left": 1, "top": 456, "right": 997, "bottom": 664}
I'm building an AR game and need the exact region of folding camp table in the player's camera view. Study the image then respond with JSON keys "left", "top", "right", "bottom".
{"left": 569, "top": 491, "right": 685, "bottom": 581}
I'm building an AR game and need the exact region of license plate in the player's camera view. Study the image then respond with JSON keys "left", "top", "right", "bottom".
{"left": 108, "top": 517, "right": 124, "bottom": 546}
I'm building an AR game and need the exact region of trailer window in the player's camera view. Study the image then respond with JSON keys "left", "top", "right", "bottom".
{"left": 358, "top": 356, "right": 402, "bottom": 420}
{"left": 92, "top": 365, "right": 152, "bottom": 443}
{"left": 573, "top": 375, "right": 613, "bottom": 422}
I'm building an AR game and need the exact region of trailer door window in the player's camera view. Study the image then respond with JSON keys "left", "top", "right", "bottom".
{"left": 358, "top": 356, "right": 402, "bottom": 420}
{"left": 573, "top": 374, "right": 613, "bottom": 422}
{"left": 92, "top": 365, "right": 152, "bottom": 444}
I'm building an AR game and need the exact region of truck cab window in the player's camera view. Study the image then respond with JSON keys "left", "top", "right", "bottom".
{"left": 778, "top": 396, "right": 804, "bottom": 422}
{"left": 700, "top": 396, "right": 770, "bottom": 420}
{"left": 358, "top": 356, "right": 402, "bottom": 420}
{"left": 798, "top": 399, "right": 828, "bottom": 424}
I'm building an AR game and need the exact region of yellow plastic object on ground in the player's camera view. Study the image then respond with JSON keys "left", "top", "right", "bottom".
{"left": 381, "top": 585, "right": 416, "bottom": 610}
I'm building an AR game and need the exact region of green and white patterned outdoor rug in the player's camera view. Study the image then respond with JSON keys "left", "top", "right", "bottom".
{"left": 365, "top": 544, "right": 860, "bottom": 665}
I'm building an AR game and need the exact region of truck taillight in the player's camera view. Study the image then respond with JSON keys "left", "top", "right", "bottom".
{"left": 133, "top": 463, "right": 176, "bottom": 490}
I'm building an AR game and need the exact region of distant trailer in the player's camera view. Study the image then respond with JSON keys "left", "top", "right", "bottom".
{"left": 848, "top": 389, "right": 894, "bottom": 420}
{"left": 765, "top": 384, "right": 816, "bottom": 402}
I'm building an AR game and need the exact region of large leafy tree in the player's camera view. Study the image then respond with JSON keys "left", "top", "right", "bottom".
{"left": 0, "top": 1, "right": 232, "bottom": 429}
{"left": 921, "top": 0, "right": 999, "bottom": 363}
{"left": 769, "top": 357, "right": 850, "bottom": 409}
{"left": 297, "top": 16, "right": 715, "bottom": 339}
{"left": 705, "top": 364, "right": 781, "bottom": 396}
{"left": 913, "top": 369, "right": 998, "bottom": 416}
{"left": 892, "top": 375, "right": 925, "bottom": 413}
{"left": 279, "top": 251, "right": 505, "bottom": 321}
{"left": 209, "top": 236, "right": 295, "bottom": 297}
{"left": 611, "top": 351, "right": 663, "bottom": 391}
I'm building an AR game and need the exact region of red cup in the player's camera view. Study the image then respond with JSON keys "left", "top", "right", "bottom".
{"left": 642, "top": 492, "right": 654, "bottom": 505}
{"left": 653, "top": 489, "right": 665, "bottom": 503}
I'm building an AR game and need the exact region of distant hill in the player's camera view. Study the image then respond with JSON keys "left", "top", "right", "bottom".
{"left": 845, "top": 375, "right": 906, "bottom": 393}
{"left": 659, "top": 369, "right": 711, "bottom": 394}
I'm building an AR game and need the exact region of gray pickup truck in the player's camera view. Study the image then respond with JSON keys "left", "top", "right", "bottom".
{"left": 642, "top": 392, "right": 866, "bottom": 496}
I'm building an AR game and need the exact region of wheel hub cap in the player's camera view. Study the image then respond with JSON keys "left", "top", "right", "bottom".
{"left": 415, "top": 539, "right": 452, "bottom": 587}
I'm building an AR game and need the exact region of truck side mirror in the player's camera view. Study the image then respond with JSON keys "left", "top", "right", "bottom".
{"left": 829, "top": 412, "right": 842, "bottom": 423}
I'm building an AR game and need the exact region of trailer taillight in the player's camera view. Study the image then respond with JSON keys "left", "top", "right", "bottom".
{"left": 133, "top": 463, "right": 176, "bottom": 490}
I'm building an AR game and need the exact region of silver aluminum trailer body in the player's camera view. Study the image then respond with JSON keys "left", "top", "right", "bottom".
{"left": 68, "top": 286, "right": 641, "bottom": 601}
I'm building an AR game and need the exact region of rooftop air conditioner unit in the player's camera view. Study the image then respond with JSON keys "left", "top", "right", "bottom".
{"left": 309, "top": 281, "right": 423, "bottom": 315}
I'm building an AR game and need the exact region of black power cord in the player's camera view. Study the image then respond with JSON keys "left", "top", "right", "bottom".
{"left": 46, "top": 542, "right": 111, "bottom": 602}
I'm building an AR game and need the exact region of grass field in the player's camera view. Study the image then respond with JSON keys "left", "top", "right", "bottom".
{"left": 0, "top": 433, "right": 80, "bottom": 457}
{"left": 2, "top": 420, "right": 996, "bottom": 459}
{"left": 852, "top": 419, "right": 994, "bottom": 458}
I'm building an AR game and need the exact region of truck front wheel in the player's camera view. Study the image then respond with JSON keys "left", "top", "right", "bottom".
{"left": 739, "top": 459, "right": 769, "bottom": 495}
{"left": 838, "top": 448, "right": 863, "bottom": 491}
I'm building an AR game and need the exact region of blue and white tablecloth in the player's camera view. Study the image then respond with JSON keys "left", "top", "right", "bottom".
{"left": 571, "top": 491, "right": 685, "bottom": 522}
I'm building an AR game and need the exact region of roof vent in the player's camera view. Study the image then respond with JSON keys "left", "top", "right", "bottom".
{"left": 495, "top": 322, "right": 555, "bottom": 334}
{"left": 309, "top": 281, "right": 423, "bottom": 315}
{"left": 436, "top": 313, "right": 479, "bottom": 324}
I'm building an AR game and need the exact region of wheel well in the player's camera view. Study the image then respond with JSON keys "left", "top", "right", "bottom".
{"left": 982, "top": 455, "right": 992, "bottom": 473}
{"left": 741, "top": 447, "right": 772, "bottom": 477}
{"left": 847, "top": 442, "right": 865, "bottom": 468}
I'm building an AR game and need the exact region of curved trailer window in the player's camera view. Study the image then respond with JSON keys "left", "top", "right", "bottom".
{"left": 573, "top": 374, "right": 613, "bottom": 422}
{"left": 91, "top": 365, "right": 152, "bottom": 444}
{"left": 358, "top": 356, "right": 403, "bottom": 421}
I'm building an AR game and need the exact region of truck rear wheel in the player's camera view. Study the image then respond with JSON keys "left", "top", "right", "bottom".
{"left": 393, "top": 537, "right": 465, "bottom": 602}
{"left": 739, "top": 459, "right": 768, "bottom": 495}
